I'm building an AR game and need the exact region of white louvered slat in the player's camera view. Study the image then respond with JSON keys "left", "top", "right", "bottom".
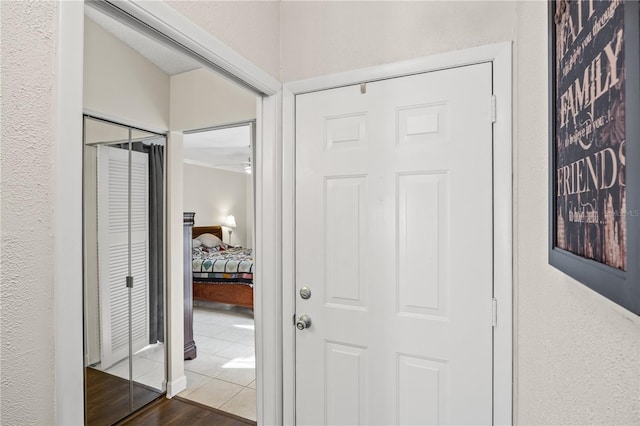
{"left": 98, "top": 145, "right": 149, "bottom": 370}
{"left": 130, "top": 240, "right": 149, "bottom": 356}
{"left": 108, "top": 159, "right": 129, "bottom": 235}
{"left": 109, "top": 242, "right": 130, "bottom": 355}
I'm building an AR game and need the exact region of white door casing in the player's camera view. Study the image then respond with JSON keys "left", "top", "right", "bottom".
{"left": 97, "top": 145, "right": 150, "bottom": 369}
{"left": 295, "top": 63, "right": 494, "bottom": 425}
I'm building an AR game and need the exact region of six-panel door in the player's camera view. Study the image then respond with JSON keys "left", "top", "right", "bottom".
{"left": 296, "top": 63, "right": 494, "bottom": 425}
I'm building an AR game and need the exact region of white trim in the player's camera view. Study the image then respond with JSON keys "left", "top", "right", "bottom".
{"left": 83, "top": 108, "right": 168, "bottom": 135}
{"left": 282, "top": 42, "right": 514, "bottom": 425}
{"left": 56, "top": 1, "right": 283, "bottom": 424}
{"left": 286, "top": 42, "right": 511, "bottom": 95}
{"left": 55, "top": 2, "right": 85, "bottom": 424}
{"left": 166, "top": 131, "right": 186, "bottom": 398}
{"left": 183, "top": 119, "right": 257, "bottom": 135}
{"left": 281, "top": 87, "right": 297, "bottom": 426}
{"left": 255, "top": 94, "right": 284, "bottom": 426}
{"left": 107, "top": 0, "right": 281, "bottom": 95}
{"left": 492, "top": 43, "right": 514, "bottom": 426}
{"left": 166, "top": 375, "right": 187, "bottom": 398}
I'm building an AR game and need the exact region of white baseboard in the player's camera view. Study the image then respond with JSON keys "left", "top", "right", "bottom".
{"left": 166, "top": 374, "right": 187, "bottom": 398}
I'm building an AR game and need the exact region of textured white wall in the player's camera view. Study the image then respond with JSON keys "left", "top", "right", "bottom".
{"left": 514, "top": 2, "right": 639, "bottom": 424}
{"left": 4, "top": 1, "right": 639, "bottom": 424}
{"left": 0, "top": 1, "right": 57, "bottom": 424}
{"left": 280, "top": 0, "right": 516, "bottom": 82}
{"left": 280, "top": 1, "right": 640, "bottom": 424}
{"left": 84, "top": 16, "right": 170, "bottom": 131}
{"left": 166, "top": 0, "right": 280, "bottom": 80}
{"left": 170, "top": 68, "right": 256, "bottom": 131}
{"left": 183, "top": 163, "right": 250, "bottom": 247}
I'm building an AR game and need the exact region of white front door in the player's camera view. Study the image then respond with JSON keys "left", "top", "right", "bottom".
{"left": 295, "top": 63, "right": 494, "bottom": 425}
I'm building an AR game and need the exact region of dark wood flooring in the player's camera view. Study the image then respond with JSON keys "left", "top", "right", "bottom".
{"left": 116, "top": 396, "right": 256, "bottom": 426}
{"left": 85, "top": 367, "right": 163, "bottom": 426}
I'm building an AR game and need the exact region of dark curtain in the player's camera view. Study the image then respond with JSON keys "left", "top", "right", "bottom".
{"left": 115, "top": 141, "right": 165, "bottom": 343}
{"left": 146, "top": 143, "right": 164, "bottom": 343}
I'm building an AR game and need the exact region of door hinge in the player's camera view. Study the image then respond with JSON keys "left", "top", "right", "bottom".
{"left": 491, "top": 95, "right": 497, "bottom": 123}
{"left": 491, "top": 297, "right": 498, "bottom": 327}
{"left": 126, "top": 276, "right": 133, "bottom": 288}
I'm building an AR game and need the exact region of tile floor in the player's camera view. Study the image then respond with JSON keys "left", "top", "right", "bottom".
{"left": 93, "top": 302, "right": 256, "bottom": 421}
{"left": 179, "top": 302, "right": 256, "bottom": 421}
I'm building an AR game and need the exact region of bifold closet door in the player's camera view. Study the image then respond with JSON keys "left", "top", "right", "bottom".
{"left": 97, "top": 145, "right": 150, "bottom": 370}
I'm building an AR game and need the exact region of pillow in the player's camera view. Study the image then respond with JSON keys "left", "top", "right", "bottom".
{"left": 192, "top": 238, "right": 202, "bottom": 248}
{"left": 196, "top": 233, "right": 223, "bottom": 248}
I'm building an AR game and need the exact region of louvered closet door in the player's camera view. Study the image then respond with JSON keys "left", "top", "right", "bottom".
{"left": 98, "top": 145, "right": 149, "bottom": 370}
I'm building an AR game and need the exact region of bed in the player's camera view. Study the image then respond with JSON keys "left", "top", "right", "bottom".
{"left": 190, "top": 225, "right": 254, "bottom": 310}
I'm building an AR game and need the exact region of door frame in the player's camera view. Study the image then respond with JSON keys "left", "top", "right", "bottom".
{"left": 55, "top": 1, "right": 283, "bottom": 424}
{"left": 282, "top": 42, "right": 513, "bottom": 424}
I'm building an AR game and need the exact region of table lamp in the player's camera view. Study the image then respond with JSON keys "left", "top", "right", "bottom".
{"left": 224, "top": 214, "right": 236, "bottom": 244}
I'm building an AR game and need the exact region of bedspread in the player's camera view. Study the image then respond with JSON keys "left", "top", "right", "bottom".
{"left": 192, "top": 246, "right": 254, "bottom": 284}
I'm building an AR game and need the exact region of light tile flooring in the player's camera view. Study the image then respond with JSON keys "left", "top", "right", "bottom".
{"left": 179, "top": 302, "right": 256, "bottom": 421}
{"left": 93, "top": 302, "right": 256, "bottom": 421}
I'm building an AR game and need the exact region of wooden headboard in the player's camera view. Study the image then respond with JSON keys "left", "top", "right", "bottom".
{"left": 192, "top": 226, "right": 223, "bottom": 240}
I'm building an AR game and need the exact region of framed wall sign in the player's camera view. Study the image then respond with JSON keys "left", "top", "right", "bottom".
{"left": 549, "top": 0, "right": 640, "bottom": 315}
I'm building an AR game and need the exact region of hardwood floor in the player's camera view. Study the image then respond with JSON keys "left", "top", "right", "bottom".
{"left": 116, "top": 396, "right": 256, "bottom": 426}
{"left": 86, "top": 366, "right": 254, "bottom": 426}
{"left": 85, "top": 367, "right": 163, "bottom": 426}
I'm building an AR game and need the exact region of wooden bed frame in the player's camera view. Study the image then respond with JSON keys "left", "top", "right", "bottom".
{"left": 191, "top": 225, "right": 254, "bottom": 310}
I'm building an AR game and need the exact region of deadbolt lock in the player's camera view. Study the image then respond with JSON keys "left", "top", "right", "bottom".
{"left": 300, "top": 287, "right": 312, "bottom": 299}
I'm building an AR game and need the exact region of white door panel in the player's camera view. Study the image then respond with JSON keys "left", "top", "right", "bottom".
{"left": 98, "top": 145, "right": 149, "bottom": 369}
{"left": 296, "top": 63, "right": 494, "bottom": 425}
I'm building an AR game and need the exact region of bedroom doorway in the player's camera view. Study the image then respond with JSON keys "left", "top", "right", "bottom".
{"left": 178, "top": 122, "right": 257, "bottom": 421}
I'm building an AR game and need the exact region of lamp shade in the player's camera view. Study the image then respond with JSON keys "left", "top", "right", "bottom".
{"left": 224, "top": 215, "right": 237, "bottom": 228}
